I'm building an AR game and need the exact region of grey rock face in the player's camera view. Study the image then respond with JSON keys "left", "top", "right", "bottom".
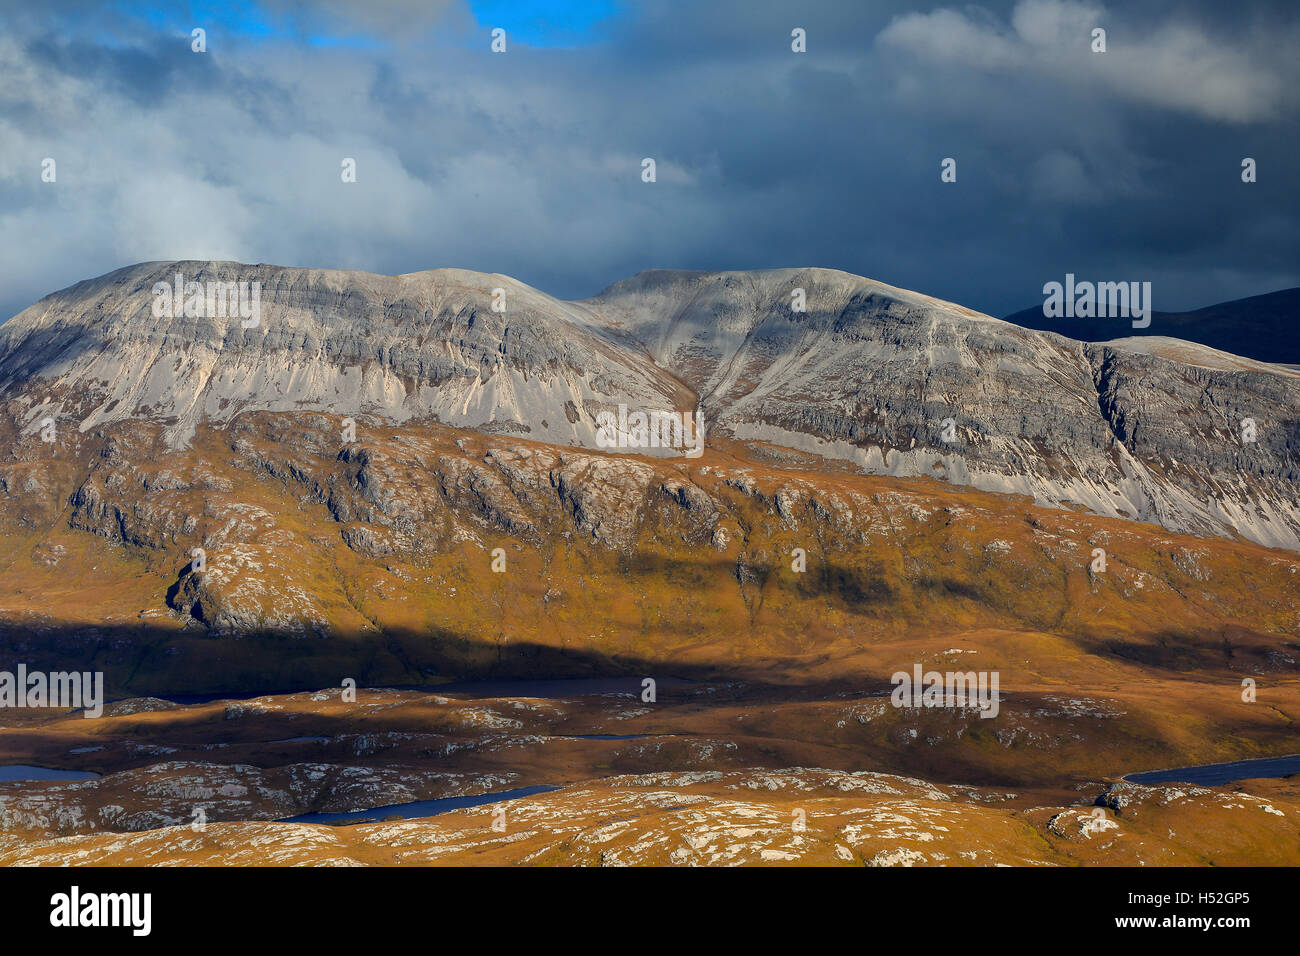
{"left": 0, "top": 260, "right": 690, "bottom": 451}
{"left": 588, "top": 268, "right": 1300, "bottom": 551}
{"left": 2, "top": 262, "right": 1298, "bottom": 550}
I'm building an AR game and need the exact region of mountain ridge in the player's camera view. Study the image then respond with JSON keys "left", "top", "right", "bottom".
{"left": 1003, "top": 286, "right": 1300, "bottom": 365}
{"left": 2, "top": 261, "right": 1298, "bottom": 551}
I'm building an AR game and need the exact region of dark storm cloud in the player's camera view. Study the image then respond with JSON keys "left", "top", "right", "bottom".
{"left": 0, "top": 0, "right": 1296, "bottom": 325}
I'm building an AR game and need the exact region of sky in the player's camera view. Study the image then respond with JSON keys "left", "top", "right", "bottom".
{"left": 1, "top": 0, "right": 1297, "bottom": 322}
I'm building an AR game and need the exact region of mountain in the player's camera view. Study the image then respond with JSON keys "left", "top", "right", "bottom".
{"left": 4, "top": 262, "right": 1298, "bottom": 553}
{"left": 1003, "top": 287, "right": 1300, "bottom": 366}
{"left": 0, "top": 261, "right": 690, "bottom": 451}
{"left": 1, "top": 262, "right": 1298, "bottom": 845}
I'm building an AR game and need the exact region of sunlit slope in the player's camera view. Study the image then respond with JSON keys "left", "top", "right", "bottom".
{"left": 0, "top": 412, "right": 1295, "bottom": 701}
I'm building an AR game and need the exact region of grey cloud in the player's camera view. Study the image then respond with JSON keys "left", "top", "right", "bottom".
{"left": 0, "top": 0, "right": 1295, "bottom": 327}
{"left": 879, "top": 0, "right": 1297, "bottom": 123}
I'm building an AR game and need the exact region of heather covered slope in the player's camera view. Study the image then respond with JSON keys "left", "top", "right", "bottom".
{"left": 0, "top": 411, "right": 1296, "bottom": 699}
{"left": 8, "top": 767, "right": 1300, "bottom": 867}
{"left": 2, "top": 684, "right": 1298, "bottom": 866}
{"left": 0, "top": 402, "right": 1297, "bottom": 868}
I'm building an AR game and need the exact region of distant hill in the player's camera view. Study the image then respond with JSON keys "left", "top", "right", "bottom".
{"left": 1004, "top": 287, "right": 1300, "bottom": 365}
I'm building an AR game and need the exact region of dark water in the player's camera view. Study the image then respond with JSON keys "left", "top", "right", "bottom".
{"left": 277, "top": 784, "right": 562, "bottom": 826}
{"left": 1125, "top": 754, "right": 1300, "bottom": 786}
{"left": 0, "top": 765, "right": 100, "bottom": 783}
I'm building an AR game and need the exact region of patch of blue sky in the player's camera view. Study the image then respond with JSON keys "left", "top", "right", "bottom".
{"left": 116, "top": 0, "right": 624, "bottom": 48}
{"left": 467, "top": 0, "right": 624, "bottom": 46}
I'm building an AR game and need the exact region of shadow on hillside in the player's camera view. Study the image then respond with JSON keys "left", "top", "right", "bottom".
{"left": 0, "top": 609, "right": 1267, "bottom": 704}
{"left": 0, "top": 616, "right": 882, "bottom": 700}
